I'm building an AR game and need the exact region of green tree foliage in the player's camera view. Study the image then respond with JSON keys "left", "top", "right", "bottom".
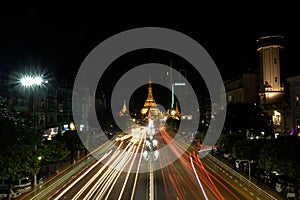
{"left": 217, "top": 131, "right": 246, "bottom": 154}
{"left": 259, "top": 136, "right": 300, "bottom": 178}
{"left": 233, "top": 139, "right": 267, "bottom": 160}
{"left": 41, "top": 140, "right": 69, "bottom": 162}
{"left": 54, "top": 130, "right": 86, "bottom": 162}
{"left": 0, "top": 97, "right": 41, "bottom": 182}
{"left": 1, "top": 145, "right": 40, "bottom": 182}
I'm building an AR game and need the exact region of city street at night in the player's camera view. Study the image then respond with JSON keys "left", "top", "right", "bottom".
{"left": 1, "top": 1, "right": 300, "bottom": 200}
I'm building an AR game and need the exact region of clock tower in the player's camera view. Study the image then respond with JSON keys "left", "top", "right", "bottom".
{"left": 257, "top": 35, "right": 284, "bottom": 104}
{"left": 257, "top": 35, "right": 287, "bottom": 135}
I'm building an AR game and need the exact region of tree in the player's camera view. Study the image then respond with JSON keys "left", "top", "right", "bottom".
{"left": 259, "top": 136, "right": 300, "bottom": 199}
{"left": 41, "top": 140, "right": 69, "bottom": 162}
{"left": 225, "top": 103, "right": 273, "bottom": 138}
{"left": 54, "top": 130, "right": 86, "bottom": 162}
{"left": 0, "top": 97, "right": 42, "bottom": 183}
{"left": 233, "top": 139, "right": 267, "bottom": 161}
{"left": 217, "top": 131, "right": 246, "bottom": 154}
{"left": 259, "top": 136, "right": 300, "bottom": 177}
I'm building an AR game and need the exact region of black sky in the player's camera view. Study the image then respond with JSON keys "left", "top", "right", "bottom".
{"left": 0, "top": 1, "right": 299, "bottom": 86}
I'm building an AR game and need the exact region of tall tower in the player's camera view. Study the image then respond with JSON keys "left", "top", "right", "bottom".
{"left": 257, "top": 35, "right": 284, "bottom": 104}
{"left": 257, "top": 35, "right": 287, "bottom": 135}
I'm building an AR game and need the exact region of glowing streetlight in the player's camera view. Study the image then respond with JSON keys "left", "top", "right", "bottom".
{"left": 19, "top": 74, "right": 46, "bottom": 187}
{"left": 20, "top": 75, "right": 45, "bottom": 88}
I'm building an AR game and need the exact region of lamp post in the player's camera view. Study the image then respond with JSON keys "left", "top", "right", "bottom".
{"left": 235, "top": 159, "right": 251, "bottom": 181}
{"left": 142, "top": 118, "right": 159, "bottom": 200}
{"left": 20, "top": 75, "right": 45, "bottom": 135}
{"left": 19, "top": 75, "right": 46, "bottom": 187}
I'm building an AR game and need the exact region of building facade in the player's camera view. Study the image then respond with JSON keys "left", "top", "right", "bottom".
{"left": 0, "top": 72, "right": 105, "bottom": 136}
{"left": 257, "top": 35, "right": 289, "bottom": 136}
{"left": 287, "top": 75, "right": 300, "bottom": 135}
{"left": 225, "top": 71, "right": 260, "bottom": 104}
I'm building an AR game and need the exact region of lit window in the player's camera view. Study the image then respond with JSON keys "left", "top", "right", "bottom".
{"left": 272, "top": 110, "right": 281, "bottom": 125}
{"left": 228, "top": 95, "right": 232, "bottom": 102}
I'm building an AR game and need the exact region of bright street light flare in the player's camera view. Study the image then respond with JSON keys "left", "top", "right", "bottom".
{"left": 20, "top": 75, "right": 45, "bottom": 88}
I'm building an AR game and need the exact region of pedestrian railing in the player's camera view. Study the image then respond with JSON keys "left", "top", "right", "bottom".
{"left": 206, "top": 154, "right": 277, "bottom": 200}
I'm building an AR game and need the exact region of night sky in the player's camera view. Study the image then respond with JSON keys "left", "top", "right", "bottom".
{"left": 0, "top": 1, "right": 299, "bottom": 104}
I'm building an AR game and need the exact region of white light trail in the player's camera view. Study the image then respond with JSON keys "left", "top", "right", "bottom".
{"left": 118, "top": 134, "right": 145, "bottom": 200}
{"left": 190, "top": 157, "right": 209, "bottom": 200}
{"left": 130, "top": 134, "right": 146, "bottom": 200}
{"left": 53, "top": 150, "right": 112, "bottom": 200}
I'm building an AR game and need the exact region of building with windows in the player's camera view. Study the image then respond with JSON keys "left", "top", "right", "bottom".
{"left": 224, "top": 35, "right": 290, "bottom": 136}
{"left": 225, "top": 71, "right": 260, "bottom": 104}
{"left": 0, "top": 72, "right": 107, "bottom": 136}
{"left": 287, "top": 75, "right": 300, "bottom": 136}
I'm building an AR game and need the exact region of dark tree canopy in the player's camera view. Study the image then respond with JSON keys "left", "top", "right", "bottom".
{"left": 0, "top": 97, "right": 41, "bottom": 182}
{"left": 259, "top": 136, "right": 300, "bottom": 178}
{"left": 225, "top": 103, "right": 273, "bottom": 138}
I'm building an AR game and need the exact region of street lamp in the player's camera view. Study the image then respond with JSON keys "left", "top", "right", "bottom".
{"left": 19, "top": 75, "right": 46, "bottom": 124}
{"left": 19, "top": 74, "right": 46, "bottom": 187}
{"left": 236, "top": 159, "right": 251, "bottom": 181}
{"left": 20, "top": 75, "right": 44, "bottom": 87}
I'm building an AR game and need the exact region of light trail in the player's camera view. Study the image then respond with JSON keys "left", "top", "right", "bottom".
{"left": 130, "top": 134, "right": 146, "bottom": 200}
{"left": 83, "top": 143, "right": 134, "bottom": 199}
{"left": 40, "top": 125, "right": 255, "bottom": 200}
{"left": 97, "top": 134, "right": 145, "bottom": 200}
{"left": 72, "top": 141, "right": 130, "bottom": 199}
{"left": 192, "top": 152, "right": 224, "bottom": 200}
{"left": 201, "top": 159, "right": 242, "bottom": 200}
{"left": 160, "top": 128, "right": 225, "bottom": 199}
{"left": 95, "top": 146, "right": 136, "bottom": 199}
{"left": 70, "top": 132, "right": 146, "bottom": 200}
{"left": 117, "top": 134, "right": 145, "bottom": 200}
{"left": 190, "top": 156, "right": 210, "bottom": 200}
{"left": 52, "top": 150, "right": 112, "bottom": 200}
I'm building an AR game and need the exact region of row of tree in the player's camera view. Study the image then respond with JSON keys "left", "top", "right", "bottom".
{"left": 0, "top": 97, "right": 40, "bottom": 183}
{"left": 0, "top": 97, "right": 85, "bottom": 185}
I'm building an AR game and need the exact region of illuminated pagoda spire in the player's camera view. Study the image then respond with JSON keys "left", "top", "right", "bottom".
{"left": 175, "top": 102, "right": 180, "bottom": 116}
{"left": 119, "top": 99, "right": 128, "bottom": 116}
{"left": 141, "top": 79, "right": 159, "bottom": 118}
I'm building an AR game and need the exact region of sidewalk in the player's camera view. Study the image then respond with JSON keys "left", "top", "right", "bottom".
{"left": 15, "top": 151, "right": 87, "bottom": 200}
{"left": 212, "top": 153, "right": 286, "bottom": 200}
{"left": 37, "top": 150, "right": 87, "bottom": 183}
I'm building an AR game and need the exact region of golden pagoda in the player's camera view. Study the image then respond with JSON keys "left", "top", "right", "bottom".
{"left": 141, "top": 80, "right": 161, "bottom": 118}
{"left": 119, "top": 99, "right": 128, "bottom": 116}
